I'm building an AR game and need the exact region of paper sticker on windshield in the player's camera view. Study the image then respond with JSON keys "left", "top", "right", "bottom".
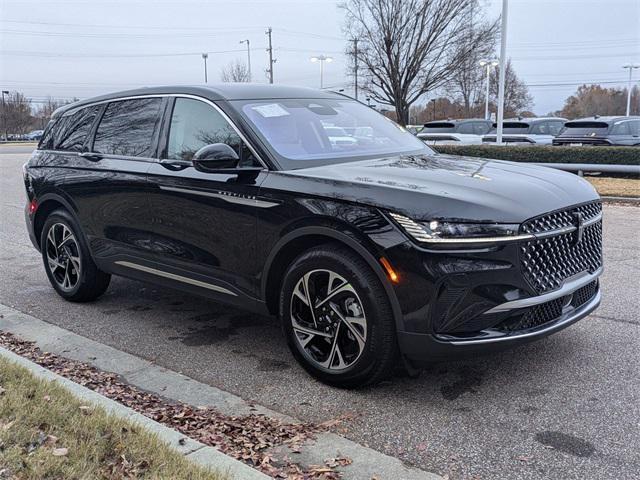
{"left": 252, "top": 103, "right": 290, "bottom": 118}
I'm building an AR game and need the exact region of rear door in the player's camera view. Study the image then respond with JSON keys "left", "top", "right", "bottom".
{"left": 79, "top": 96, "right": 165, "bottom": 262}
{"left": 144, "top": 96, "right": 269, "bottom": 300}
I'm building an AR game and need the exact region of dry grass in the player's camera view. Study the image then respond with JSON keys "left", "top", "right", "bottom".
{"left": 0, "top": 357, "right": 226, "bottom": 480}
{"left": 586, "top": 176, "right": 640, "bottom": 198}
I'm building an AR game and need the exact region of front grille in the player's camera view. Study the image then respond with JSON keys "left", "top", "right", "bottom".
{"left": 497, "top": 280, "right": 599, "bottom": 332}
{"left": 520, "top": 202, "right": 603, "bottom": 294}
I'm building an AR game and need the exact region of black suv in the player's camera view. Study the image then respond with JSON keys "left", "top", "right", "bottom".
{"left": 553, "top": 116, "right": 640, "bottom": 146}
{"left": 24, "top": 85, "right": 603, "bottom": 387}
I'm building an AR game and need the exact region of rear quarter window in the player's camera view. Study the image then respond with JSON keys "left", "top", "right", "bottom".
{"left": 38, "top": 119, "right": 58, "bottom": 150}
{"left": 55, "top": 105, "right": 102, "bottom": 152}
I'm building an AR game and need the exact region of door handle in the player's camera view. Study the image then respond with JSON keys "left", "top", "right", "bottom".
{"left": 78, "top": 152, "right": 103, "bottom": 161}
{"left": 160, "top": 159, "right": 192, "bottom": 168}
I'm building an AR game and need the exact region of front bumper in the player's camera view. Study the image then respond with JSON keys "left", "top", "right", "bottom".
{"left": 398, "top": 285, "right": 601, "bottom": 363}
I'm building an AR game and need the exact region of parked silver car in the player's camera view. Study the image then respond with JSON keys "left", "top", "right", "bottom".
{"left": 417, "top": 119, "right": 493, "bottom": 145}
{"left": 482, "top": 117, "right": 567, "bottom": 145}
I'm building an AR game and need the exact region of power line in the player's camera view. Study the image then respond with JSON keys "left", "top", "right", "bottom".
{"left": 1, "top": 48, "right": 260, "bottom": 58}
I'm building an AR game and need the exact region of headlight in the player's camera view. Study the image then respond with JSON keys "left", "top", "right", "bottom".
{"left": 388, "top": 212, "right": 532, "bottom": 245}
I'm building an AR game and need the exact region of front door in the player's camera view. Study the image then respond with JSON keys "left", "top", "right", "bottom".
{"left": 144, "top": 96, "right": 268, "bottom": 300}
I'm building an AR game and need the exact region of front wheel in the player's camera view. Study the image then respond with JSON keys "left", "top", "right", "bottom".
{"left": 280, "top": 244, "right": 398, "bottom": 388}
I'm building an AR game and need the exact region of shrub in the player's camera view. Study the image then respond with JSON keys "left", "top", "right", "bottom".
{"left": 431, "top": 145, "right": 640, "bottom": 166}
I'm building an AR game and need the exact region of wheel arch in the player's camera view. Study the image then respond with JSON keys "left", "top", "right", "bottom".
{"left": 261, "top": 226, "right": 404, "bottom": 332}
{"left": 33, "top": 193, "right": 79, "bottom": 248}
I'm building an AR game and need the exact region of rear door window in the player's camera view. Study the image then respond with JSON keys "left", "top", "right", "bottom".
{"left": 473, "top": 122, "right": 491, "bottom": 135}
{"left": 93, "top": 98, "right": 162, "bottom": 157}
{"left": 457, "top": 123, "right": 475, "bottom": 134}
{"left": 611, "top": 121, "right": 630, "bottom": 135}
{"left": 55, "top": 105, "right": 102, "bottom": 152}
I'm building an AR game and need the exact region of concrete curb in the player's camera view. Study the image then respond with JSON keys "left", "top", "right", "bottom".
{"left": 0, "top": 303, "right": 441, "bottom": 480}
{"left": 601, "top": 195, "right": 640, "bottom": 204}
{"left": 0, "top": 346, "right": 269, "bottom": 480}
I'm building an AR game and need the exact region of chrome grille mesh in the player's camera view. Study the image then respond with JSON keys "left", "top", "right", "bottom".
{"left": 520, "top": 202, "right": 603, "bottom": 294}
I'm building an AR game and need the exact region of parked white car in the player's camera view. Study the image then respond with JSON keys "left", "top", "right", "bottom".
{"left": 482, "top": 117, "right": 566, "bottom": 145}
{"left": 417, "top": 119, "right": 493, "bottom": 145}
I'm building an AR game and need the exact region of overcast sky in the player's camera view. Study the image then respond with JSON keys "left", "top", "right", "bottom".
{"left": 1, "top": 0, "right": 638, "bottom": 115}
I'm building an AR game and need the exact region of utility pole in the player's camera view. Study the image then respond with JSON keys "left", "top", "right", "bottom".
{"left": 201, "top": 53, "right": 208, "bottom": 83}
{"left": 266, "top": 27, "right": 275, "bottom": 84}
{"left": 240, "top": 39, "right": 251, "bottom": 82}
{"left": 496, "top": 0, "right": 509, "bottom": 144}
{"left": 1, "top": 91, "right": 8, "bottom": 142}
{"left": 352, "top": 38, "right": 359, "bottom": 100}
{"left": 623, "top": 63, "right": 639, "bottom": 116}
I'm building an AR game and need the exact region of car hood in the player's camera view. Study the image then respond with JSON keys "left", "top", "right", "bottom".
{"left": 274, "top": 153, "right": 599, "bottom": 223}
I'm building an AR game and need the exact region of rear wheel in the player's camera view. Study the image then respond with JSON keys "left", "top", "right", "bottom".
{"left": 280, "top": 244, "right": 398, "bottom": 388}
{"left": 40, "top": 209, "right": 110, "bottom": 302}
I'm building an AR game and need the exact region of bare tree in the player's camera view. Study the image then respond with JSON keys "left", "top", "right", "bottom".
{"left": 448, "top": 2, "right": 499, "bottom": 117}
{"left": 342, "top": 0, "right": 498, "bottom": 125}
{"left": 489, "top": 59, "right": 533, "bottom": 117}
{"left": 220, "top": 60, "right": 250, "bottom": 83}
{"left": 32, "top": 97, "right": 65, "bottom": 129}
{"left": 1, "top": 91, "right": 33, "bottom": 136}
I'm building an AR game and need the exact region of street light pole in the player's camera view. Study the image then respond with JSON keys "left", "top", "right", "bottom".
{"left": 201, "top": 53, "right": 208, "bottom": 83}
{"left": 240, "top": 39, "right": 251, "bottom": 82}
{"left": 623, "top": 63, "right": 639, "bottom": 116}
{"left": 310, "top": 55, "right": 333, "bottom": 89}
{"left": 496, "top": 0, "right": 509, "bottom": 144}
{"left": 479, "top": 60, "right": 499, "bottom": 120}
{"left": 1, "top": 91, "right": 9, "bottom": 142}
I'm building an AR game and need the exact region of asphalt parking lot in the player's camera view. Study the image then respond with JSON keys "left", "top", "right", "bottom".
{"left": 1, "top": 145, "right": 639, "bottom": 480}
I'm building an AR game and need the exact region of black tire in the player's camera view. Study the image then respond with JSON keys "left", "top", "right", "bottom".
{"left": 40, "top": 209, "right": 111, "bottom": 302}
{"left": 279, "top": 243, "right": 398, "bottom": 388}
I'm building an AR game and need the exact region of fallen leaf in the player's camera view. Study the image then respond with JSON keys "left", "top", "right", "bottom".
{"left": 52, "top": 447, "right": 68, "bottom": 456}
{"left": 44, "top": 435, "right": 58, "bottom": 446}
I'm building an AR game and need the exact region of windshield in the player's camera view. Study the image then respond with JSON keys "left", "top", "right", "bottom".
{"left": 232, "top": 98, "right": 431, "bottom": 169}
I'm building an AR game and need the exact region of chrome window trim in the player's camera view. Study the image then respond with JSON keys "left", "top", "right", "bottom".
{"left": 40, "top": 93, "right": 269, "bottom": 170}
{"left": 483, "top": 266, "right": 602, "bottom": 314}
{"left": 48, "top": 93, "right": 269, "bottom": 170}
{"left": 34, "top": 149, "right": 158, "bottom": 164}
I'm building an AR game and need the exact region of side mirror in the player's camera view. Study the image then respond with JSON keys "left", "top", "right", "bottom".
{"left": 193, "top": 143, "right": 239, "bottom": 170}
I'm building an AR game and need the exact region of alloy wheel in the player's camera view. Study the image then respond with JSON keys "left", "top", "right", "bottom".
{"left": 290, "top": 269, "right": 367, "bottom": 371}
{"left": 45, "top": 223, "right": 81, "bottom": 291}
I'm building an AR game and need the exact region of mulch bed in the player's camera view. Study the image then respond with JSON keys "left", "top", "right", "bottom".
{"left": 0, "top": 331, "right": 352, "bottom": 479}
